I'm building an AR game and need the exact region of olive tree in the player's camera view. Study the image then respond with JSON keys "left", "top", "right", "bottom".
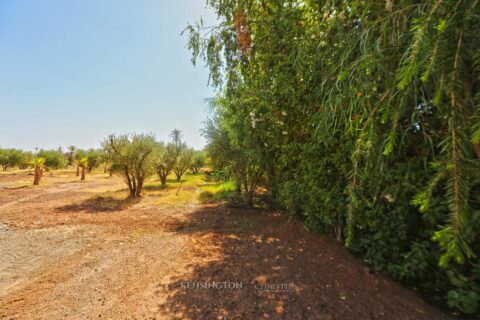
{"left": 0, "top": 148, "right": 26, "bottom": 171}
{"left": 155, "top": 143, "right": 176, "bottom": 186}
{"left": 103, "top": 133, "right": 158, "bottom": 198}
{"left": 85, "top": 149, "right": 102, "bottom": 172}
{"left": 37, "top": 149, "right": 67, "bottom": 170}
{"left": 190, "top": 151, "right": 206, "bottom": 174}
{"left": 173, "top": 148, "right": 193, "bottom": 181}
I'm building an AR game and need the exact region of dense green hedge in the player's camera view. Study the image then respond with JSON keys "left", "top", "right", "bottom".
{"left": 190, "top": 0, "right": 480, "bottom": 314}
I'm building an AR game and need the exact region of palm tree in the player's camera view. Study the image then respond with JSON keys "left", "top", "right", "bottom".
{"left": 77, "top": 157, "right": 88, "bottom": 181}
{"left": 169, "top": 129, "right": 183, "bottom": 156}
{"left": 28, "top": 158, "right": 46, "bottom": 185}
{"left": 67, "top": 145, "right": 76, "bottom": 165}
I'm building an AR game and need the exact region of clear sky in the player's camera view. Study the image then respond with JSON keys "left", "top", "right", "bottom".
{"left": 0, "top": 0, "right": 217, "bottom": 151}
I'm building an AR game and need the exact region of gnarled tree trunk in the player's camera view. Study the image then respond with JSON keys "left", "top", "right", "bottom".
{"left": 33, "top": 167, "right": 42, "bottom": 185}
{"left": 135, "top": 176, "right": 144, "bottom": 197}
{"left": 160, "top": 174, "right": 167, "bottom": 186}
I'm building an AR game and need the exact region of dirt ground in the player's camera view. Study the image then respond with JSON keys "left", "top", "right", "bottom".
{"left": 0, "top": 171, "right": 449, "bottom": 319}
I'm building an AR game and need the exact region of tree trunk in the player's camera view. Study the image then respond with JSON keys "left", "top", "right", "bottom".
{"left": 124, "top": 167, "right": 134, "bottom": 196}
{"left": 131, "top": 175, "right": 137, "bottom": 197}
{"left": 81, "top": 166, "right": 85, "bottom": 180}
{"left": 242, "top": 175, "right": 253, "bottom": 207}
{"left": 236, "top": 181, "right": 242, "bottom": 193}
{"left": 245, "top": 191, "right": 254, "bottom": 208}
{"left": 266, "top": 163, "right": 276, "bottom": 197}
{"left": 135, "top": 176, "right": 144, "bottom": 197}
{"left": 33, "top": 167, "right": 42, "bottom": 185}
{"left": 160, "top": 174, "right": 167, "bottom": 186}
{"left": 76, "top": 165, "right": 80, "bottom": 176}
{"left": 104, "top": 165, "right": 107, "bottom": 174}
{"left": 473, "top": 143, "right": 480, "bottom": 161}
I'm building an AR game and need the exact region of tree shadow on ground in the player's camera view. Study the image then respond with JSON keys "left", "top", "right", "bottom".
{"left": 153, "top": 205, "right": 446, "bottom": 320}
{"left": 143, "top": 184, "right": 174, "bottom": 192}
{"left": 56, "top": 195, "right": 140, "bottom": 213}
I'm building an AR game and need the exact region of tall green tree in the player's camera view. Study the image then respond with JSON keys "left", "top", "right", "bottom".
{"left": 188, "top": 0, "right": 480, "bottom": 313}
{"left": 169, "top": 129, "right": 184, "bottom": 156}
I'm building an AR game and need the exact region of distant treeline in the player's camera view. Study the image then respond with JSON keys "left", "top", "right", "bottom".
{"left": 1, "top": 129, "right": 206, "bottom": 192}
{"left": 0, "top": 147, "right": 104, "bottom": 171}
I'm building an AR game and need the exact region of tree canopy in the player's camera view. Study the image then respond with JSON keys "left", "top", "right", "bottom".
{"left": 187, "top": 0, "right": 480, "bottom": 314}
{"left": 103, "top": 134, "right": 159, "bottom": 198}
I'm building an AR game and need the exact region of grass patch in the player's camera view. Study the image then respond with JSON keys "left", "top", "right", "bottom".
{"left": 143, "top": 172, "right": 207, "bottom": 206}
{"left": 198, "top": 180, "right": 239, "bottom": 204}
{"left": 200, "top": 180, "right": 236, "bottom": 193}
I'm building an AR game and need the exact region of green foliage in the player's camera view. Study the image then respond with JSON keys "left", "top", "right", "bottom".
{"left": 74, "top": 149, "right": 87, "bottom": 161}
{"left": 191, "top": 151, "right": 206, "bottom": 174}
{"left": 76, "top": 157, "right": 88, "bottom": 167}
{"left": 155, "top": 142, "right": 176, "bottom": 186}
{"left": 76, "top": 156, "right": 88, "bottom": 180}
{"left": 0, "top": 148, "right": 27, "bottom": 171}
{"left": 198, "top": 180, "right": 238, "bottom": 203}
{"left": 103, "top": 133, "right": 159, "bottom": 197}
{"left": 173, "top": 148, "right": 194, "bottom": 181}
{"left": 27, "top": 157, "right": 46, "bottom": 185}
{"left": 85, "top": 149, "right": 103, "bottom": 172}
{"left": 169, "top": 129, "right": 184, "bottom": 155}
{"left": 27, "top": 157, "right": 47, "bottom": 168}
{"left": 189, "top": 0, "right": 480, "bottom": 314}
{"left": 446, "top": 268, "right": 480, "bottom": 314}
{"left": 37, "top": 149, "right": 67, "bottom": 169}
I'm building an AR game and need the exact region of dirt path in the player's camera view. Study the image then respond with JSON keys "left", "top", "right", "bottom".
{"left": 0, "top": 174, "right": 448, "bottom": 319}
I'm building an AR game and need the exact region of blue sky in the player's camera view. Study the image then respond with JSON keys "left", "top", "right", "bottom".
{"left": 0, "top": 0, "right": 217, "bottom": 150}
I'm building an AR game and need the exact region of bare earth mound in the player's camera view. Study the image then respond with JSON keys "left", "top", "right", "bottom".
{"left": 0, "top": 173, "right": 447, "bottom": 319}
